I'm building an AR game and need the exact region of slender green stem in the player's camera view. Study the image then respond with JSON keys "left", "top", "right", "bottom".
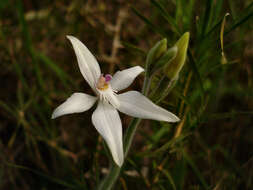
{"left": 97, "top": 75, "right": 151, "bottom": 190}
{"left": 155, "top": 78, "right": 177, "bottom": 104}
{"left": 97, "top": 118, "right": 142, "bottom": 190}
{"left": 123, "top": 118, "right": 142, "bottom": 155}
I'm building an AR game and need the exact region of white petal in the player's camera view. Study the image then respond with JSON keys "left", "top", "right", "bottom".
{"left": 92, "top": 101, "right": 123, "bottom": 166}
{"left": 117, "top": 91, "right": 180, "bottom": 122}
{"left": 110, "top": 66, "right": 144, "bottom": 91}
{"left": 67, "top": 35, "right": 101, "bottom": 90}
{"left": 52, "top": 93, "right": 97, "bottom": 119}
{"left": 98, "top": 85, "right": 120, "bottom": 109}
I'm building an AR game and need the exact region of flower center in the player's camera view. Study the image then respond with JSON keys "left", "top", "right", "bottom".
{"left": 97, "top": 74, "right": 112, "bottom": 90}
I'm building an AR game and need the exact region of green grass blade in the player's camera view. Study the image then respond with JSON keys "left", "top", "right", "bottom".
{"left": 188, "top": 50, "right": 205, "bottom": 97}
{"left": 202, "top": 111, "right": 253, "bottom": 122}
{"left": 225, "top": 10, "right": 253, "bottom": 35}
{"left": 243, "top": 2, "right": 253, "bottom": 14}
{"left": 173, "top": 158, "right": 186, "bottom": 190}
{"left": 150, "top": 0, "right": 181, "bottom": 35}
{"left": 203, "top": 18, "right": 223, "bottom": 40}
{"left": 0, "top": 100, "right": 16, "bottom": 117}
{"left": 214, "top": 145, "right": 244, "bottom": 177}
{"left": 121, "top": 41, "right": 146, "bottom": 56}
{"left": 183, "top": 0, "right": 195, "bottom": 31}
{"left": 35, "top": 52, "right": 74, "bottom": 87}
{"left": 139, "top": 133, "right": 190, "bottom": 157}
{"left": 182, "top": 150, "right": 209, "bottom": 190}
{"left": 12, "top": 61, "right": 29, "bottom": 90}
{"left": 201, "top": 0, "right": 213, "bottom": 37}
{"left": 132, "top": 7, "right": 168, "bottom": 37}
{"left": 16, "top": 0, "right": 45, "bottom": 90}
{"left": 6, "top": 162, "right": 77, "bottom": 189}
{"left": 160, "top": 168, "right": 177, "bottom": 190}
{"left": 212, "top": 0, "right": 224, "bottom": 24}
{"left": 0, "top": 0, "right": 8, "bottom": 11}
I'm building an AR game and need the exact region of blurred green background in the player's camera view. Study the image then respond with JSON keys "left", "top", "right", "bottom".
{"left": 0, "top": 0, "right": 252, "bottom": 189}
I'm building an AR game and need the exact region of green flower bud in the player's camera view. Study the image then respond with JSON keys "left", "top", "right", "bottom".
{"left": 146, "top": 38, "right": 167, "bottom": 74}
{"left": 154, "top": 46, "right": 178, "bottom": 72}
{"left": 164, "top": 32, "right": 190, "bottom": 80}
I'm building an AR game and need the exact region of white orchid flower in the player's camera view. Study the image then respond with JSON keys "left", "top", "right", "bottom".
{"left": 51, "top": 36, "right": 180, "bottom": 167}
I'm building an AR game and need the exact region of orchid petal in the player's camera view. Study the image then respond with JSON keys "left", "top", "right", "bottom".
{"left": 110, "top": 66, "right": 144, "bottom": 91}
{"left": 52, "top": 93, "right": 97, "bottom": 119}
{"left": 105, "top": 91, "right": 120, "bottom": 109}
{"left": 98, "top": 86, "right": 120, "bottom": 109}
{"left": 67, "top": 35, "right": 101, "bottom": 90}
{"left": 117, "top": 91, "right": 180, "bottom": 122}
{"left": 92, "top": 101, "right": 123, "bottom": 166}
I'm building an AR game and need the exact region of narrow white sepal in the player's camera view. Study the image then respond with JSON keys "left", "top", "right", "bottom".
{"left": 117, "top": 91, "right": 180, "bottom": 122}
{"left": 92, "top": 101, "right": 124, "bottom": 166}
{"left": 110, "top": 66, "right": 144, "bottom": 92}
{"left": 51, "top": 93, "right": 97, "bottom": 119}
{"left": 67, "top": 35, "right": 101, "bottom": 90}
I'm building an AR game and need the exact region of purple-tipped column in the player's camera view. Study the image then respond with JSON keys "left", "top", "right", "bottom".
{"left": 105, "top": 74, "right": 112, "bottom": 82}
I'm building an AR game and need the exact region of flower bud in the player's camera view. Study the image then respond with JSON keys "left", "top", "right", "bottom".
{"left": 146, "top": 38, "right": 167, "bottom": 74}
{"left": 153, "top": 46, "right": 178, "bottom": 72}
{"left": 164, "top": 32, "right": 190, "bottom": 80}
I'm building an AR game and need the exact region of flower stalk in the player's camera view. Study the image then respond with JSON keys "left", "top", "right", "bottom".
{"left": 97, "top": 77, "right": 150, "bottom": 190}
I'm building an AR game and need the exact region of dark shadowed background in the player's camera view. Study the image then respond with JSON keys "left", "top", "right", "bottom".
{"left": 0, "top": 0, "right": 252, "bottom": 189}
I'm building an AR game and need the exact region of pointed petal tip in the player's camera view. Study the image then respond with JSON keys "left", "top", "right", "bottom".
{"left": 51, "top": 93, "right": 97, "bottom": 120}
{"left": 136, "top": 65, "right": 145, "bottom": 72}
{"left": 92, "top": 102, "right": 124, "bottom": 168}
{"left": 111, "top": 150, "right": 124, "bottom": 167}
{"left": 110, "top": 66, "right": 145, "bottom": 91}
{"left": 114, "top": 151, "right": 124, "bottom": 167}
{"left": 66, "top": 35, "right": 74, "bottom": 40}
{"left": 115, "top": 158, "right": 123, "bottom": 167}
{"left": 170, "top": 116, "right": 180, "bottom": 123}
{"left": 51, "top": 113, "right": 57, "bottom": 119}
{"left": 66, "top": 35, "right": 77, "bottom": 43}
{"left": 66, "top": 35, "right": 101, "bottom": 90}
{"left": 184, "top": 31, "right": 190, "bottom": 38}
{"left": 117, "top": 91, "right": 180, "bottom": 123}
{"left": 111, "top": 145, "right": 124, "bottom": 167}
{"left": 165, "top": 113, "right": 180, "bottom": 123}
{"left": 51, "top": 109, "right": 61, "bottom": 119}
